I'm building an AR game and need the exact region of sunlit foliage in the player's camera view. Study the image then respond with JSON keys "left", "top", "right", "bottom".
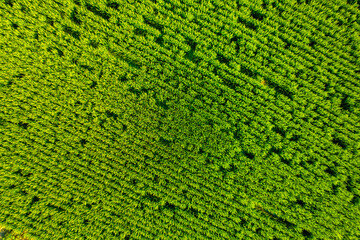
{"left": 0, "top": 0, "right": 359, "bottom": 239}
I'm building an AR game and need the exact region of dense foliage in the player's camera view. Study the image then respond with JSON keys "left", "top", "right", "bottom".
{"left": 1, "top": 0, "right": 359, "bottom": 239}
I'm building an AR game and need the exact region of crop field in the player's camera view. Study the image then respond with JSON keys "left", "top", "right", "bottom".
{"left": 0, "top": 0, "right": 359, "bottom": 239}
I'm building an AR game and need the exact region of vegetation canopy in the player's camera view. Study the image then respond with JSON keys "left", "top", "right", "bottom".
{"left": 0, "top": 0, "right": 359, "bottom": 239}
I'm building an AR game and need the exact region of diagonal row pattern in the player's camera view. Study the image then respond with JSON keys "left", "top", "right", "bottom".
{"left": 0, "top": 0, "right": 359, "bottom": 239}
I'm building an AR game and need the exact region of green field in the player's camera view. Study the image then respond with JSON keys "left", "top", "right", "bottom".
{"left": 0, "top": 0, "right": 359, "bottom": 239}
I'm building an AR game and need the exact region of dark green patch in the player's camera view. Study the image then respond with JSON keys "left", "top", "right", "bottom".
{"left": 85, "top": 3, "right": 110, "bottom": 20}
{"left": 63, "top": 26, "right": 81, "bottom": 39}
